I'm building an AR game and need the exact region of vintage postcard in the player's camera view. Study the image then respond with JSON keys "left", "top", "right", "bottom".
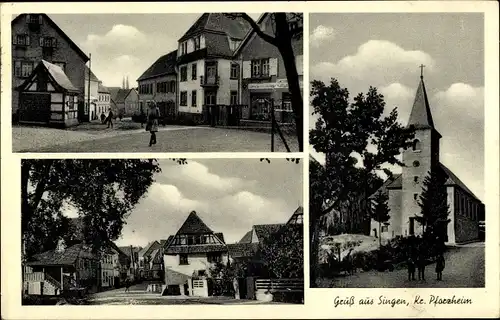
{"left": 0, "top": 1, "right": 498, "bottom": 320}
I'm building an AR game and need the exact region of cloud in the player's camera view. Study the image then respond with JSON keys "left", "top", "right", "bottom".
{"left": 379, "top": 82, "right": 415, "bottom": 122}
{"left": 310, "top": 25, "right": 336, "bottom": 47}
{"left": 162, "top": 161, "right": 251, "bottom": 192}
{"left": 80, "top": 24, "right": 177, "bottom": 87}
{"left": 311, "top": 40, "right": 436, "bottom": 89}
{"left": 148, "top": 183, "right": 204, "bottom": 212}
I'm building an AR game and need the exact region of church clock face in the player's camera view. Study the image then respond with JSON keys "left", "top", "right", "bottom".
{"left": 413, "top": 160, "right": 420, "bottom": 167}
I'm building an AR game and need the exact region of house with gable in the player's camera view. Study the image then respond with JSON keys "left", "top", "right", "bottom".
{"left": 176, "top": 13, "right": 251, "bottom": 124}
{"left": 109, "top": 87, "right": 139, "bottom": 118}
{"left": 234, "top": 13, "right": 303, "bottom": 123}
{"left": 12, "top": 13, "right": 89, "bottom": 125}
{"left": 137, "top": 50, "right": 178, "bottom": 119}
{"left": 137, "top": 240, "right": 163, "bottom": 281}
{"left": 162, "top": 210, "right": 228, "bottom": 296}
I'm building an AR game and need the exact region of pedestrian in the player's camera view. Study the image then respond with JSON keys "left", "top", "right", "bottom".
{"left": 146, "top": 101, "right": 160, "bottom": 147}
{"left": 124, "top": 278, "right": 131, "bottom": 292}
{"left": 100, "top": 112, "right": 106, "bottom": 124}
{"left": 140, "top": 108, "right": 146, "bottom": 128}
{"left": 107, "top": 109, "right": 114, "bottom": 128}
{"left": 407, "top": 255, "right": 416, "bottom": 281}
{"left": 416, "top": 250, "right": 426, "bottom": 281}
{"left": 435, "top": 253, "right": 445, "bottom": 281}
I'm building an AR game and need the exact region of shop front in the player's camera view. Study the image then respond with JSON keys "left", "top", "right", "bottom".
{"left": 242, "top": 78, "right": 303, "bottom": 123}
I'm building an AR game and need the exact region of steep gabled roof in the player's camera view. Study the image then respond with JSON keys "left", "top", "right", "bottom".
{"left": 110, "top": 88, "right": 133, "bottom": 103}
{"left": 98, "top": 82, "right": 109, "bottom": 93}
{"left": 18, "top": 60, "right": 79, "bottom": 93}
{"left": 287, "top": 206, "right": 303, "bottom": 224}
{"left": 233, "top": 13, "right": 268, "bottom": 56}
{"left": 137, "top": 50, "right": 177, "bottom": 81}
{"left": 12, "top": 14, "right": 89, "bottom": 62}
{"left": 138, "top": 241, "right": 160, "bottom": 258}
{"left": 180, "top": 13, "right": 251, "bottom": 42}
{"left": 227, "top": 242, "right": 259, "bottom": 259}
{"left": 440, "top": 163, "right": 481, "bottom": 202}
{"left": 176, "top": 211, "right": 214, "bottom": 235}
{"left": 239, "top": 230, "right": 253, "bottom": 243}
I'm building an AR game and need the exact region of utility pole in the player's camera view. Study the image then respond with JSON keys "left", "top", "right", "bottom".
{"left": 87, "top": 53, "right": 91, "bottom": 122}
{"left": 271, "top": 98, "right": 275, "bottom": 152}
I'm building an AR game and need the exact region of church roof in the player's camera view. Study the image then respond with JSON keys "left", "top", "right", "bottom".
{"left": 408, "top": 77, "right": 435, "bottom": 129}
{"left": 439, "top": 163, "right": 481, "bottom": 201}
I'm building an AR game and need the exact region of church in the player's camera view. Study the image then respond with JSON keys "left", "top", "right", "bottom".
{"left": 370, "top": 72, "right": 485, "bottom": 245}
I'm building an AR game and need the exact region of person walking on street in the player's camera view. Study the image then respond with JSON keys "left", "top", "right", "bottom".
{"left": 407, "top": 254, "right": 416, "bottom": 281}
{"left": 107, "top": 109, "right": 114, "bottom": 128}
{"left": 435, "top": 253, "right": 445, "bottom": 281}
{"left": 146, "top": 101, "right": 160, "bottom": 147}
{"left": 416, "top": 249, "right": 426, "bottom": 281}
{"left": 100, "top": 112, "right": 106, "bottom": 124}
{"left": 124, "top": 278, "right": 131, "bottom": 292}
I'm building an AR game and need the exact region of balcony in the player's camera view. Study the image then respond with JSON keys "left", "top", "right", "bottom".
{"left": 200, "top": 75, "right": 220, "bottom": 88}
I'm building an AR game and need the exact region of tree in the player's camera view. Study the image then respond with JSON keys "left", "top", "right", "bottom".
{"left": 224, "top": 13, "right": 303, "bottom": 151}
{"left": 371, "top": 191, "right": 391, "bottom": 248}
{"left": 309, "top": 78, "right": 415, "bottom": 286}
{"left": 259, "top": 224, "right": 303, "bottom": 279}
{"left": 416, "top": 169, "right": 451, "bottom": 251}
{"left": 21, "top": 159, "right": 161, "bottom": 260}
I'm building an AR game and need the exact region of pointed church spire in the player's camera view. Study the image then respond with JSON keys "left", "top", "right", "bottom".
{"left": 407, "top": 66, "right": 435, "bottom": 129}
{"left": 122, "top": 76, "right": 125, "bottom": 89}
{"left": 126, "top": 76, "right": 130, "bottom": 89}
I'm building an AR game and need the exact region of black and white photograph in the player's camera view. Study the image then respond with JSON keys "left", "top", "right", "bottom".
{"left": 308, "top": 13, "right": 486, "bottom": 288}
{"left": 21, "top": 158, "right": 304, "bottom": 305}
{"left": 11, "top": 13, "right": 304, "bottom": 153}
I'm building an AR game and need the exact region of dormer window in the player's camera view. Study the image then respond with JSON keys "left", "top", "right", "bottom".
{"left": 40, "top": 36, "right": 57, "bottom": 48}
{"left": 412, "top": 139, "right": 421, "bottom": 152}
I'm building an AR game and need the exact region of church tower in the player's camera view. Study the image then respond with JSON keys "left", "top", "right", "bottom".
{"left": 401, "top": 68, "right": 442, "bottom": 237}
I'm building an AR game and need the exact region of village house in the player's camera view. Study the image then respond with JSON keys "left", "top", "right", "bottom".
{"left": 14, "top": 60, "right": 80, "bottom": 127}
{"left": 235, "top": 13, "right": 303, "bottom": 124}
{"left": 369, "top": 75, "right": 485, "bottom": 245}
{"left": 137, "top": 240, "right": 164, "bottom": 281}
{"left": 118, "top": 246, "right": 141, "bottom": 282}
{"left": 84, "top": 65, "right": 100, "bottom": 122}
{"left": 176, "top": 13, "right": 251, "bottom": 124}
{"left": 162, "top": 211, "right": 228, "bottom": 297}
{"left": 23, "top": 242, "right": 100, "bottom": 296}
{"left": 137, "top": 50, "right": 178, "bottom": 119}
{"left": 12, "top": 13, "right": 89, "bottom": 126}
{"left": 109, "top": 87, "right": 139, "bottom": 118}
{"left": 97, "top": 82, "right": 111, "bottom": 118}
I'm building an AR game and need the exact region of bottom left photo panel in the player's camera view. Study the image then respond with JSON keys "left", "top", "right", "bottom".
{"left": 20, "top": 158, "right": 304, "bottom": 305}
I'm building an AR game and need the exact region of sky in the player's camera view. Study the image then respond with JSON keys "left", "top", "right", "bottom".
{"left": 75, "top": 159, "right": 303, "bottom": 247}
{"left": 46, "top": 13, "right": 261, "bottom": 88}
{"left": 309, "top": 13, "right": 485, "bottom": 201}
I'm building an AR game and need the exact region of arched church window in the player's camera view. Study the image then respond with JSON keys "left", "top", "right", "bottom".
{"left": 413, "top": 160, "right": 420, "bottom": 167}
{"left": 412, "top": 139, "right": 421, "bottom": 152}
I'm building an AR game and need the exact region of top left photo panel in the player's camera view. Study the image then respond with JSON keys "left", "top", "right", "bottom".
{"left": 10, "top": 13, "right": 304, "bottom": 153}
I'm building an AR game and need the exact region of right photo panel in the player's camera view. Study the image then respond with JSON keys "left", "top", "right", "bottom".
{"left": 308, "top": 13, "right": 485, "bottom": 289}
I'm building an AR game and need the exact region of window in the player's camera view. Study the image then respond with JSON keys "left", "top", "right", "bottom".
{"left": 413, "top": 160, "right": 420, "bottom": 167}
{"left": 251, "top": 58, "right": 270, "bottom": 77}
{"left": 14, "top": 34, "right": 30, "bottom": 46}
{"left": 180, "top": 41, "right": 188, "bottom": 55}
{"left": 27, "top": 14, "right": 42, "bottom": 24}
{"left": 414, "top": 176, "right": 419, "bottom": 183}
{"left": 180, "top": 66, "right": 187, "bottom": 82}
{"left": 179, "top": 254, "right": 189, "bottom": 265}
{"left": 191, "top": 63, "right": 197, "bottom": 80}
{"left": 281, "top": 92, "right": 292, "bottom": 111}
{"left": 412, "top": 139, "right": 421, "bottom": 151}
{"left": 207, "top": 253, "right": 221, "bottom": 263}
{"left": 53, "top": 61, "right": 66, "bottom": 72}
{"left": 169, "top": 80, "right": 176, "bottom": 92}
{"left": 14, "top": 61, "right": 34, "bottom": 78}
{"left": 191, "top": 90, "right": 197, "bottom": 107}
{"left": 39, "top": 37, "right": 57, "bottom": 48}
{"left": 204, "top": 91, "right": 216, "bottom": 105}
{"left": 381, "top": 225, "right": 389, "bottom": 233}
{"left": 230, "top": 63, "right": 239, "bottom": 79}
{"left": 230, "top": 91, "right": 238, "bottom": 105}
{"left": 193, "top": 36, "right": 201, "bottom": 50}
{"left": 180, "top": 91, "right": 187, "bottom": 106}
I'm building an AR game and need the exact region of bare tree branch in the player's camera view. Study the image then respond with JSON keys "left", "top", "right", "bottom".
{"left": 224, "top": 13, "right": 278, "bottom": 46}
